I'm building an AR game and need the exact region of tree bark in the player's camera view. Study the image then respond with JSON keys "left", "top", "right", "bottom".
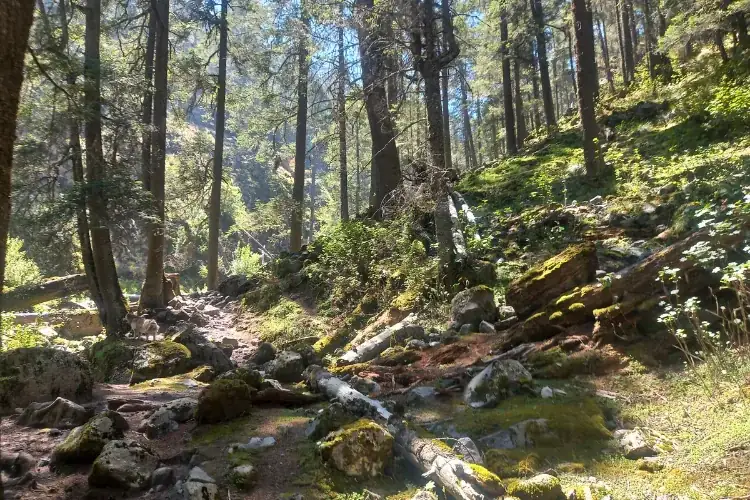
{"left": 309, "top": 155, "right": 316, "bottom": 242}
{"left": 615, "top": 0, "right": 628, "bottom": 84}
{"left": 291, "top": 8, "right": 309, "bottom": 250}
{"left": 475, "top": 100, "right": 483, "bottom": 165}
{"left": 715, "top": 31, "right": 729, "bottom": 62}
{"left": 530, "top": 45, "right": 542, "bottom": 131}
{"left": 141, "top": 0, "right": 170, "bottom": 305}
{"left": 566, "top": 28, "right": 578, "bottom": 96}
{"left": 356, "top": 0, "right": 401, "bottom": 217}
{"left": 459, "top": 63, "right": 477, "bottom": 169}
{"left": 500, "top": 14, "right": 517, "bottom": 155}
{"left": 441, "top": 62, "right": 453, "bottom": 170}
{"left": 513, "top": 55, "right": 527, "bottom": 150}
{"left": 355, "top": 117, "right": 361, "bottom": 215}
{"left": 141, "top": 8, "right": 156, "bottom": 192}
{"left": 0, "top": 0, "right": 35, "bottom": 306}
{"left": 338, "top": 15, "right": 349, "bottom": 222}
{"left": 572, "top": 0, "right": 605, "bottom": 180}
{"left": 1, "top": 275, "right": 89, "bottom": 311}
{"left": 596, "top": 14, "right": 616, "bottom": 94}
{"left": 621, "top": 0, "right": 636, "bottom": 82}
{"left": 530, "top": 0, "right": 556, "bottom": 128}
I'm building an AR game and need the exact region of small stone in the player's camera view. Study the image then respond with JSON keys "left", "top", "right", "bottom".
{"left": 459, "top": 324, "right": 472, "bottom": 335}
{"left": 229, "top": 464, "right": 257, "bottom": 490}
{"left": 478, "top": 320, "right": 496, "bottom": 334}
{"left": 464, "top": 359, "right": 533, "bottom": 408}
{"left": 453, "top": 437, "right": 483, "bottom": 464}
{"left": 186, "top": 480, "right": 218, "bottom": 500}
{"left": 249, "top": 342, "right": 276, "bottom": 365}
{"left": 202, "top": 305, "right": 220, "bottom": 317}
{"left": 507, "top": 473, "right": 563, "bottom": 500}
{"left": 151, "top": 467, "right": 175, "bottom": 487}
{"left": 497, "top": 305, "right": 516, "bottom": 320}
{"left": 496, "top": 316, "right": 519, "bottom": 330}
{"left": 406, "top": 339, "right": 428, "bottom": 350}
{"left": 540, "top": 386, "right": 554, "bottom": 399}
{"left": 589, "top": 195, "right": 603, "bottom": 205}
{"left": 229, "top": 436, "right": 276, "bottom": 452}
{"left": 613, "top": 428, "right": 657, "bottom": 459}
{"left": 188, "top": 467, "right": 215, "bottom": 484}
{"left": 88, "top": 440, "right": 158, "bottom": 490}
{"left": 350, "top": 375, "right": 381, "bottom": 396}
{"left": 221, "top": 337, "right": 239, "bottom": 348}
{"left": 406, "top": 386, "right": 438, "bottom": 406}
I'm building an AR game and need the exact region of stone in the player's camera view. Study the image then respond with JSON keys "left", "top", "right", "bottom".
{"left": 202, "top": 304, "right": 220, "bottom": 317}
{"left": 217, "top": 368, "right": 264, "bottom": 389}
{"left": 129, "top": 341, "right": 193, "bottom": 384}
{"left": 497, "top": 305, "right": 516, "bottom": 320}
{"left": 319, "top": 419, "right": 393, "bottom": 478}
{"left": 17, "top": 397, "right": 91, "bottom": 429}
{"left": 464, "top": 359, "right": 533, "bottom": 408}
{"left": 613, "top": 429, "right": 657, "bottom": 459}
{"left": 89, "top": 440, "right": 158, "bottom": 490}
{"left": 249, "top": 342, "right": 277, "bottom": 365}
{"left": 479, "top": 320, "right": 496, "bottom": 334}
{"left": 171, "top": 326, "right": 233, "bottom": 375}
{"left": 406, "top": 339, "right": 427, "bottom": 350}
{"left": 195, "top": 379, "right": 253, "bottom": 424}
{"left": 350, "top": 375, "right": 381, "bottom": 396}
{"left": 406, "top": 386, "right": 438, "bottom": 406}
{"left": 186, "top": 480, "right": 218, "bottom": 500}
{"left": 411, "top": 491, "right": 438, "bottom": 500}
{"left": 0, "top": 347, "right": 93, "bottom": 414}
{"left": 229, "top": 436, "right": 276, "bottom": 453}
{"left": 117, "top": 402, "right": 156, "bottom": 413}
{"left": 229, "top": 464, "right": 257, "bottom": 489}
{"left": 189, "top": 311, "right": 209, "bottom": 327}
{"left": 459, "top": 324, "right": 472, "bottom": 335}
{"left": 265, "top": 350, "right": 305, "bottom": 383}
{"left": 52, "top": 410, "right": 129, "bottom": 464}
{"left": 453, "top": 437, "right": 483, "bottom": 464}
{"left": 305, "top": 402, "right": 357, "bottom": 441}
{"left": 450, "top": 286, "right": 498, "bottom": 328}
{"left": 589, "top": 195, "right": 603, "bottom": 205}
{"left": 506, "top": 473, "right": 563, "bottom": 500}
{"left": 496, "top": 316, "right": 519, "bottom": 330}
{"left": 188, "top": 466, "right": 214, "bottom": 483}
{"left": 217, "top": 274, "right": 258, "bottom": 297}
{"left": 479, "top": 419, "right": 556, "bottom": 450}
{"left": 221, "top": 337, "right": 239, "bottom": 349}
{"left": 540, "top": 386, "right": 554, "bottom": 399}
{"left": 151, "top": 467, "right": 175, "bottom": 487}
{"left": 0, "top": 451, "right": 36, "bottom": 487}
{"left": 138, "top": 398, "right": 197, "bottom": 439}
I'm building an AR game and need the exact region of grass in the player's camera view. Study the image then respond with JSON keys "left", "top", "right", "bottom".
{"left": 258, "top": 297, "right": 327, "bottom": 345}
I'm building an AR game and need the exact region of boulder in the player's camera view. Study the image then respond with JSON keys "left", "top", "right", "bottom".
{"left": 202, "top": 304, "right": 220, "bottom": 317}
{"left": 0, "top": 451, "right": 36, "bottom": 488}
{"left": 228, "top": 464, "right": 257, "bottom": 490}
{"left": 189, "top": 365, "right": 216, "bottom": 382}
{"left": 89, "top": 440, "right": 158, "bottom": 490}
{"left": 479, "top": 321, "right": 496, "bottom": 334}
{"left": 265, "top": 350, "right": 305, "bottom": 383}
{"left": 171, "top": 327, "right": 233, "bottom": 375}
{"left": 506, "top": 243, "right": 598, "bottom": 318}
{"left": 464, "top": 359, "right": 533, "bottom": 408}
{"left": 52, "top": 410, "right": 129, "bottom": 464}
{"left": 249, "top": 342, "right": 276, "bottom": 365}
{"left": 138, "top": 398, "right": 197, "bottom": 439}
{"left": 406, "top": 386, "right": 438, "bottom": 406}
{"left": 479, "top": 419, "right": 556, "bottom": 449}
{"left": 0, "top": 347, "right": 93, "bottom": 414}
{"left": 451, "top": 286, "right": 498, "bottom": 328}
{"left": 319, "top": 419, "right": 393, "bottom": 478}
{"left": 185, "top": 467, "right": 218, "bottom": 500}
{"left": 195, "top": 379, "right": 253, "bottom": 424}
{"left": 350, "top": 375, "right": 381, "bottom": 396}
{"left": 453, "top": 437, "right": 483, "bottom": 464}
{"left": 217, "top": 274, "right": 258, "bottom": 297}
{"left": 217, "top": 368, "right": 264, "bottom": 389}
{"left": 88, "top": 338, "right": 135, "bottom": 383}
{"left": 305, "top": 402, "right": 357, "bottom": 441}
{"left": 614, "top": 428, "right": 657, "bottom": 459}
{"left": 506, "top": 473, "right": 563, "bottom": 500}
{"left": 151, "top": 466, "right": 175, "bottom": 487}
{"left": 129, "top": 341, "right": 193, "bottom": 384}
{"left": 17, "top": 397, "right": 92, "bottom": 429}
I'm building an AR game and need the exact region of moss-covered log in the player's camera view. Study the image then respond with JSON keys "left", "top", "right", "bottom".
{"left": 1, "top": 274, "right": 89, "bottom": 311}
{"left": 506, "top": 243, "right": 598, "bottom": 318}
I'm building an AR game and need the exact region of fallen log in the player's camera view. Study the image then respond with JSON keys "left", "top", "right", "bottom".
{"left": 451, "top": 191, "right": 481, "bottom": 241}
{"left": 338, "top": 315, "right": 424, "bottom": 366}
{"left": 1, "top": 274, "right": 89, "bottom": 312}
{"left": 306, "top": 366, "right": 504, "bottom": 500}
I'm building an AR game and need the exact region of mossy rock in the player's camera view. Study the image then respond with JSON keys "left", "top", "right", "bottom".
{"left": 228, "top": 464, "right": 257, "bottom": 490}
{"left": 451, "top": 285, "right": 498, "bottom": 328}
{"left": 52, "top": 410, "right": 129, "bottom": 464}
{"left": 243, "top": 282, "right": 282, "bottom": 312}
{"left": 506, "top": 474, "right": 563, "bottom": 500}
{"left": 129, "top": 341, "right": 193, "bottom": 385}
{"left": 468, "top": 463, "right": 506, "bottom": 496}
{"left": 313, "top": 327, "right": 350, "bottom": 356}
{"left": 464, "top": 359, "right": 533, "bottom": 408}
{"left": 318, "top": 418, "right": 394, "bottom": 478}
{"left": 526, "top": 347, "right": 620, "bottom": 378}
{"left": 195, "top": 379, "right": 253, "bottom": 424}
{"left": 485, "top": 449, "right": 542, "bottom": 478}
{"left": 217, "top": 368, "right": 264, "bottom": 389}
{"left": 87, "top": 338, "right": 135, "bottom": 383}
{"left": 374, "top": 346, "right": 421, "bottom": 366}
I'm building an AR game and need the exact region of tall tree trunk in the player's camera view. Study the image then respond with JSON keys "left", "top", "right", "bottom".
{"left": 715, "top": 31, "right": 730, "bottom": 62}
{"left": 0, "top": 0, "right": 35, "bottom": 301}
{"left": 490, "top": 104, "right": 499, "bottom": 158}
{"left": 84, "top": 0, "right": 128, "bottom": 334}
{"left": 459, "top": 63, "right": 477, "bottom": 169}
{"left": 530, "top": 0, "right": 556, "bottom": 128}
{"left": 596, "top": 14, "right": 616, "bottom": 93}
{"left": 530, "top": 44, "right": 542, "bottom": 131}
{"left": 627, "top": 0, "right": 639, "bottom": 60}
{"left": 141, "top": 9, "right": 156, "bottom": 191}
{"left": 441, "top": 56, "right": 453, "bottom": 170}
{"left": 572, "top": 0, "right": 605, "bottom": 179}
{"left": 552, "top": 51, "right": 561, "bottom": 118}
{"left": 735, "top": 13, "right": 749, "bottom": 50}
{"left": 621, "top": 0, "right": 635, "bottom": 84}
{"left": 615, "top": 0, "right": 628, "bottom": 84}
{"left": 475, "top": 100, "right": 483, "bottom": 165}
{"left": 338, "top": 15, "right": 349, "bottom": 222}
{"left": 500, "top": 14, "right": 517, "bottom": 155}
{"left": 356, "top": 0, "right": 401, "bottom": 216}
{"left": 567, "top": 28, "right": 578, "bottom": 96}
{"left": 513, "top": 55, "right": 527, "bottom": 150}
{"left": 141, "top": 0, "right": 170, "bottom": 305}
{"left": 354, "top": 117, "right": 361, "bottom": 215}
{"left": 309, "top": 157, "right": 316, "bottom": 241}
{"left": 291, "top": 8, "right": 309, "bottom": 251}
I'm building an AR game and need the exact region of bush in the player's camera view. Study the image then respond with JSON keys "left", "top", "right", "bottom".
{"left": 4, "top": 237, "right": 41, "bottom": 290}
{"left": 230, "top": 245, "right": 266, "bottom": 279}
{"left": 0, "top": 314, "right": 48, "bottom": 352}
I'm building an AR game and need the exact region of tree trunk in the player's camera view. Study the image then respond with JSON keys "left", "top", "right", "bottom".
{"left": 621, "top": 0, "right": 636, "bottom": 81}
{"left": 85, "top": 0, "right": 128, "bottom": 335}
{"left": 627, "top": 0, "right": 639, "bottom": 61}
{"left": 475, "top": 100, "right": 483, "bottom": 165}
{"left": 501, "top": 14, "right": 517, "bottom": 155}
{"left": 338, "top": 16, "right": 349, "bottom": 222}
{"left": 356, "top": 0, "right": 401, "bottom": 217}
{"left": 566, "top": 28, "right": 578, "bottom": 96}
{"left": 735, "top": 13, "right": 749, "bottom": 51}
{"left": 715, "top": 32, "right": 729, "bottom": 62}
{"left": 1, "top": 275, "right": 89, "bottom": 311}
{"left": 596, "top": 15, "right": 616, "bottom": 94}
{"left": 513, "top": 55, "right": 527, "bottom": 150}
{"left": 530, "top": 0, "right": 556, "bottom": 128}
{"left": 355, "top": 117, "right": 361, "bottom": 215}
{"left": 572, "top": 0, "right": 605, "bottom": 180}
{"left": 643, "top": 0, "right": 655, "bottom": 78}
{"left": 459, "top": 64, "right": 477, "bottom": 169}
{"left": 141, "top": 8, "right": 156, "bottom": 192}
{"left": 0, "top": 0, "right": 34, "bottom": 304}
{"left": 291, "top": 8, "right": 309, "bottom": 250}
{"left": 615, "top": 0, "right": 628, "bottom": 84}
{"left": 141, "top": 0, "right": 170, "bottom": 305}
{"left": 309, "top": 156, "right": 316, "bottom": 242}
{"left": 441, "top": 62, "right": 453, "bottom": 170}
{"left": 530, "top": 44, "right": 542, "bottom": 131}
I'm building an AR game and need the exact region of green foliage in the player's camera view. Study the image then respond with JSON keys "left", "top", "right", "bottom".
{"left": 230, "top": 245, "right": 267, "bottom": 279}
{"left": 259, "top": 298, "right": 326, "bottom": 345}
{"left": 0, "top": 315, "right": 48, "bottom": 352}
{"left": 3, "top": 238, "right": 41, "bottom": 290}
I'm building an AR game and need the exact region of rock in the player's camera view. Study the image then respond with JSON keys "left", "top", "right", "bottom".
{"left": 139, "top": 398, "right": 197, "bottom": 439}
{"left": 406, "top": 339, "right": 427, "bottom": 350}
{"left": 411, "top": 491, "right": 438, "bottom": 500}
{"left": 151, "top": 467, "right": 175, "bottom": 487}
{"left": 202, "top": 304, "right": 220, "bottom": 317}
{"left": 185, "top": 467, "right": 218, "bottom": 500}
{"left": 52, "top": 410, "right": 129, "bottom": 464}
{"left": 87, "top": 339, "right": 137, "bottom": 383}
{"left": 350, "top": 375, "right": 381, "bottom": 396}
{"left": 189, "top": 311, "right": 209, "bottom": 327}
{"left": 406, "top": 386, "right": 438, "bottom": 406}
{"left": 450, "top": 286, "right": 498, "bottom": 328}
{"left": 459, "top": 324, "right": 472, "bottom": 335}
{"left": 265, "top": 350, "right": 305, "bottom": 383}
{"left": 118, "top": 402, "right": 156, "bottom": 412}
{"left": 374, "top": 346, "right": 421, "bottom": 366}
{"left": 253, "top": 378, "right": 323, "bottom": 405}
{"left": 17, "top": 397, "right": 91, "bottom": 429}
{"left": 497, "top": 305, "right": 516, "bottom": 320}
{"left": 129, "top": 341, "right": 193, "bottom": 384}
{"left": 506, "top": 243, "right": 598, "bottom": 318}
{"left": 613, "top": 429, "right": 657, "bottom": 459}
{"left": 217, "top": 368, "right": 264, "bottom": 389}
{"left": 540, "top": 386, "right": 554, "bottom": 399}
{"left": 292, "top": 343, "right": 322, "bottom": 366}
{"left": 249, "top": 342, "right": 277, "bottom": 365}
{"left": 228, "top": 464, "right": 257, "bottom": 490}
{"left": 221, "top": 337, "right": 239, "bottom": 349}
{"left": 319, "top": 419, "right": 393, "bottom": 478}
{"left": 479, "top": 419, "right": 555, "bottom": 450}
{"left": 479, "top": 320, "right": 496, "bottom": 334}
{"left": 189, "top": 365, "right": 216, "bottom": 382}
{"left": 229, "top": 436, "right": 276, "bottom": 453}
{"left": 464, "top": 359, "right": 533, "bottom": 408}
{"left": 0, "top": 347, "right": 93, "bottom": 414}
{"left": 305, "top": 402, "right": 357, "bottom": 441}
{"left": 88, "top": 441, "right": 158, "bottom": 490}
{"left": 453, "top": 437, "right": 483, "bottom": 464}
{"left": 506, "top": 473, "right": 563, "bottom": 500}
{"left": 170, "top": 327, "right": 233, "bottom": 375}
{"left": 496, "top": 316, "right": 519, "bottom": 330}
{"left": 217, "top": 274, "right": 258, "bottom": 297}
{"left": 195, "top": 379, "right": 253, "bottom": 424}
{"left": 589, "top": 195, "right": 603, "bottom": 205}
{"left": 188, "top": 466, "right": 214, "bottom": 483}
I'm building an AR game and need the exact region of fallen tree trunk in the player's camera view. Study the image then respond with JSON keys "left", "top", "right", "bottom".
{"left": 1, "top": 274, "right": 89, "bottom": 311}
{"left": 306, "top": 366, "right": 504, "bottom": 500}
{"left": 451, "top": 191, "right": 481, "bottom": 241}
{"left": 338, "top": 315, "right": 424, "bottom": 366}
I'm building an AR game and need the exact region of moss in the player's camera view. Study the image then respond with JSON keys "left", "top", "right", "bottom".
{"left": 557, "top": 461, "right": 586, "bottom": 473}
{"left": 486, "top": 449, "right": 542, "bottom": 478}
{"left": 243, "top": 282, "right": 282, "bottom": 313}
{"left": 131, "top": 375, "right": 208, "bottom": 392}
{"left": 548, "top": 311, "right": 563, "bottom": 321}
{"left": 468, "top": 463, "right": 505, "bottom": 494}
{"left": 88, "top": 338, "right": 134, "bottom": 382}
{"left": 568, "top": 302, "right": 586, "bottom": 312}
{"left": 330, "top": 362, "right": 373, "bottom": 376}
{"left": 375, "top": 346, "right": 421, "bottom": 366}
{"left": 147, "top": 341, "right": 191, "bottom": 365}
{"left": 313, "top": 328, "right": 350, "bottom": 355}
{"left": 526, "top": 347, "right": 613, "bottom": 379}
{"left": 506, "top": 474, "right": 561, "bottom": 500}
{"left": 195, "top": 379, "right": 253, "bottom": 424}
{"left": 390, "top": 288, "right": 421, "bottom": 312}
{"left": 190, "top": 415, "right": 254, "bottom": 446}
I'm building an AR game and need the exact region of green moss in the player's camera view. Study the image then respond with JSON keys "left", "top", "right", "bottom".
{"left": 468, "top": 463, "right": 505, "bottom": 493}
{"left": 485, "top": 449, "right": 542, "bottom": 478}
{"left": 258, "top": 298, "right": 326, "bottom": 345}
{"left": 568, "top": 302, "right": 586, "bottom": 312}
{"left": 131, "top": 375, "right": 208, "bottom": 392}
{"left": 390, "top": 288, "right": 421, "bottom": 312}
{"left": 147, "top": 340, "right": 191, "bottom": 364}
{"left": 548, "top": 311, "right": 563, "bottom": 321}
{"left": 88, "top": 338, "right": 134, "bottom": 382}
{"left": 243, "top": 282, "right": 282, "bottom": 313}
{"left": 313, "top": 328, "right": 350, "bottom": 355}
{"left": 195, "top": 379, "right": 253, "bottom": 424}
{"left": 375, "top": 346, "right": 421, "bottom": 366}
{"left": 506, "top": 474, "right": 561, "bottom": 500}
{"left": 526, "top": 347, "right": 612, "bottom": 379}
{"left": 191, "top": 415, "right": 255, "bottom": 446}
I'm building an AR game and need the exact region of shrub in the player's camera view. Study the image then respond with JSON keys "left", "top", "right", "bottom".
{"left": 4, "top": 237, "right": 41, "bottom": 290}
{"left": 230, "top": 245, "right": 266, "bottom": 279}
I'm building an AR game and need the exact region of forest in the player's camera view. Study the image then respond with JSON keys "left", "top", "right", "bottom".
{"left": 1, "top": 0, "right": 750, "bottom": 497}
